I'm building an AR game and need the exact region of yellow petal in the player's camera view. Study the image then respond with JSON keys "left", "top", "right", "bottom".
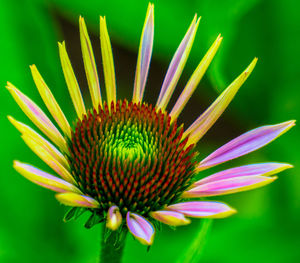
{"left": 55, "top": 192, "right": 99, "bottom": 208}
{"left": 79, "top": 16, "right": 103, "bottom": 109}
{"left": 30, "top": 65, "right": 71, "bottom": 138}
{"left": 58, "top": 41, "right": 86, "bottom": 119}
{"left": 170, "top": 34, "right": 223, "bottom": 121}
{"left": 100, "top": 16, "right": 116, "bottom": 105}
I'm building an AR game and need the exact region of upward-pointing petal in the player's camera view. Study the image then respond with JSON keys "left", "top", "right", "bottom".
{"left": 183, "top": 58, "right": 258, "bottom": 145}
{"left": 156, "top": 15, "right": 200, "bottom": 111}
{"left": 170, "top": 34, "right": 223, "bottom": 121}
{"left": 58, "top": 41, "right": 86, "bottom": 119}
{"left": 79, "top": 16, "right": 103, "bottom": 109}
{"left": 132, "top": 3, "right": 154, "bottom": 104}
{"left": 6, "top": 83, "right": 68, "bottom": 153}
{"left": 198, "top": 120, "right": 295, "bottom": 171}
{"left": 126, "top": 212, "right": 155, "bottom": 245}
{"left": 100, "top": 16, "right": 116, "bottom": 106}
{"left": 30, "top": 65, "right": 72, "bottom": 138}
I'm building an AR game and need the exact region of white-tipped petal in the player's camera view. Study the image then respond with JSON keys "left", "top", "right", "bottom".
{"left": 156, "top": 15, "right": 200, "bottom": 111}
{"left": 30, "top": 65, "right": 72, "bottom": 138}
{"left": 100, "top": 16, "right": 116, "bottom": 105}
{"left": 13, "top": 161, "right": 81, "bottom": 193}
{"left": 150, "top": 210, "right": 190, "bottom": 226}
{"left": 58, "top": 41, "right": 86, "bottom": 119}
{"left": 170, "top": 34, "right": 223, "bottom": 121}
{"left": 79, "top": 16, "right": 103, "bottom": 109}
{"left": 56, "top": 192, "right": 99, "bottom": 208}
{"left": 184, "top": 58, "right": 258, "bottom": 145}
{"left": 6, "top": 82, "right": 68, "bottom": 152}
{"left": 132, "top": 3, "right": 154, "bottom": 103}
{"left": 126, "top": 212, "right": 155, "bottom": 246}
{"left": 106, "top": 205, "right": 122, "bottom": 231}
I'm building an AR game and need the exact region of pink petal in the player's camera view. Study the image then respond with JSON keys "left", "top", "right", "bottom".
{"left": 167, "top": 201, "right": 236, "bottom": 218}
{"left": 194, "top": 162, "right": 292, "bottom": 185}
{"left": 126, "top": 212, "right": 155, "bottom": 245}
{"left": 150, "top": 210, "right": 190, "bottom": 226}
{"left": 183, "top": 175, "right": 277, "bottom": 197}
{"left": 198, "top": 121, "right": 295, "bottom": 170}
{"left": 55, "top": 192, "right": 99, "bottom": 208}
{"left": 106, "top": 205, "right": 122, "bottom": 231}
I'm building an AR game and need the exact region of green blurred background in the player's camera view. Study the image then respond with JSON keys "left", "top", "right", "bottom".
{"left": 0, "top": 0, "right": 299, "bottom": 262}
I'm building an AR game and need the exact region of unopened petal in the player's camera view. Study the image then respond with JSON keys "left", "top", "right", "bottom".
{"left": 183, "top": 175, "right": 277, "bottom": 197}
{"left": 30, "top": 65, "right": 72, "bottom": 138}
{"left": 13, "top": 161, "right": 81, "bottom": 193}
{"left": 100, "top": 16, "right": 116, "bottom": 105}
{"left": 167, "top": 201, "right": 236, "bottom": 218}
{"left": 58, "top": 41, "right": 86, "bottom": 119}
{"left": 126, "top": 212, "right": 155, "bottom": 245}
{"left": 198, "top": 120, "right": 295, "bottom": 170}
{"left": 56, "top": 192, "right": 99, "bottom": 208}
{"left": 79, "top": 16, "right": 103, "bottom": 109}
{"left": 106, "top": 205, "right": 122, "bottom": 230}
{"left": 6, "top": 82, "right": 68, "bottom": 152}
{"left": 194, "top": 162, "right": 292, "bottom": 185}
{"left": 150, "top": 210, "right": 190, "bottom": 226}
{"left": 8, "top": 116, "right": 70, "bottom": 169}
{"left": 170, "top": 34, "right": 222, "bottom": 121}
{"left": 184, "top": 58, "right": 258, "bottom": 145}
{"left": 156, "top": 15, "right": 200, "bottom": 111}
{"left": 132, "top": 3, "right": 154, "bottom": 103}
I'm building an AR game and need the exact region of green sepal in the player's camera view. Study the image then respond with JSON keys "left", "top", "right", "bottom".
{"left": 84, "top": 211, "right": 105, "bottom": 229}
{"left": 63, "top": 207, "right": 87, "bottom": 222}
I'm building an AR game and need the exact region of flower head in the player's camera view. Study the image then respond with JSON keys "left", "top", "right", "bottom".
{"left": 7, "top": 3, "right": 294, "bottom": 246}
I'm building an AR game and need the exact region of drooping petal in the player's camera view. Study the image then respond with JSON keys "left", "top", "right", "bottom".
{"left": 194, "top": 162, "right": 292, "bottom": 185}
{"left": 30, "top": 65, "right": 72, "bottom": 138}
{"left": 150, "top": 210, "right": 190, "bottom": 226}
{"left": 21, "top": 135, "right": 76, "bottom": 184}
{"left": 132, "top": 3, "right": 154, "bottom": 104}
{"left": 100, "top": 16, "right": 116, "bottom": 105}
{"left": 183, "top": 175, "right": 277, "bottom": 197}
{"left": 106, "top": 205, "right": 122, "bottom": 230}
{"left": 156, "top": 15, "right": 200, "bottom": 111}
{"left": 8, "top": 116, "right": 70, "bottom": 169}
{"left": 58, "top": 41, "right": 86, "bottom": 119}
{"left": 6, "top": 82, "right": 68, "bottom": 152}
{"left": 79, "top": 16, "right": 103, "bottom": 109}
{"left": 126, "top": 212, "right": 155, "bottom": 245}
{"left": 167, "top": 201, "right": 236, "bottom": 218}
{"left": 198, "top": 120, "right": 295, "bottom": 171}
{"left": 55, "top": 192, "right": 99, "bottom": 208}
{"left": 183, "top": 58, "right": 258, "bottom": 145}
{"left": 170, "top": 34, "right": 223, "bottom": 121}
{"left": 13, "top": 161, "right": 81, "bottom": 193}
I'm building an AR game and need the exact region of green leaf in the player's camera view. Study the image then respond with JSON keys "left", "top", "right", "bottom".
{"left": 63, "top": 207, "right": 86, "bottom": 222}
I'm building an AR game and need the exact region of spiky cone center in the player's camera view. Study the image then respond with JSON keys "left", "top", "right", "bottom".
{"left": 68, "top": 99, "right": 198, "bottom": 216}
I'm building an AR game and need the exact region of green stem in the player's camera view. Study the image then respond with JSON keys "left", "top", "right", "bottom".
{"left": 100, "top": 224, "right": 128, "bottom": 263}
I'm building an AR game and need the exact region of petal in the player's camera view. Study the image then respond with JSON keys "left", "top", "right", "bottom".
{"left": 132, "top": 3, "right": 154, "bottom": 103}
{"left": 6, "top": 82, "right": 68, "bottom": 152}
{"left": 183, "top": 175, "right": 277, "bottom": 197}
{"left": 13, "top": 161, "right": 81, "bottom": 193}
{"left": 156, "top": 15, "right": 200, "bottom": 111}
{"left": 21, "top": 135, "right": 76, "bottom": 184}
{"left": 150, "top": 210, "right": 190, "bottom": 226}
{"left": 183, "top": 58, "right": 258, "bottom": 145}
{"left": 198, "top": 120, "right": 295, "bottom": 170}
{"left": 79, "top": 16, "right": 103, "bottom": 109}
{"left": 55, "top": 192, "right": 99, "bottom": 208}
{"left": 100, "top": 16, "right": 116, "bottom": 105}
{"left": 58, "top": 41, "right": 86, "bottom": 119}
{"left": 106, "top": 205, "right": 122, "bottom": 231}
{"left": 126, "top": 212, "right": 155, "bottom": 245}
{"left": 167, "top": 201, "right": 236, "bottom": 218}
{"left": 194, "top": 162, "right": 292, "bottom": 185}
{"left": 8, "top": 116, "right": 70, "bottom": 169}
{"left": 170, "top": 34, "right": 223, "bottom": 121}
{"left": 30, "top": 65, "right": 72, "bottom": 138}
